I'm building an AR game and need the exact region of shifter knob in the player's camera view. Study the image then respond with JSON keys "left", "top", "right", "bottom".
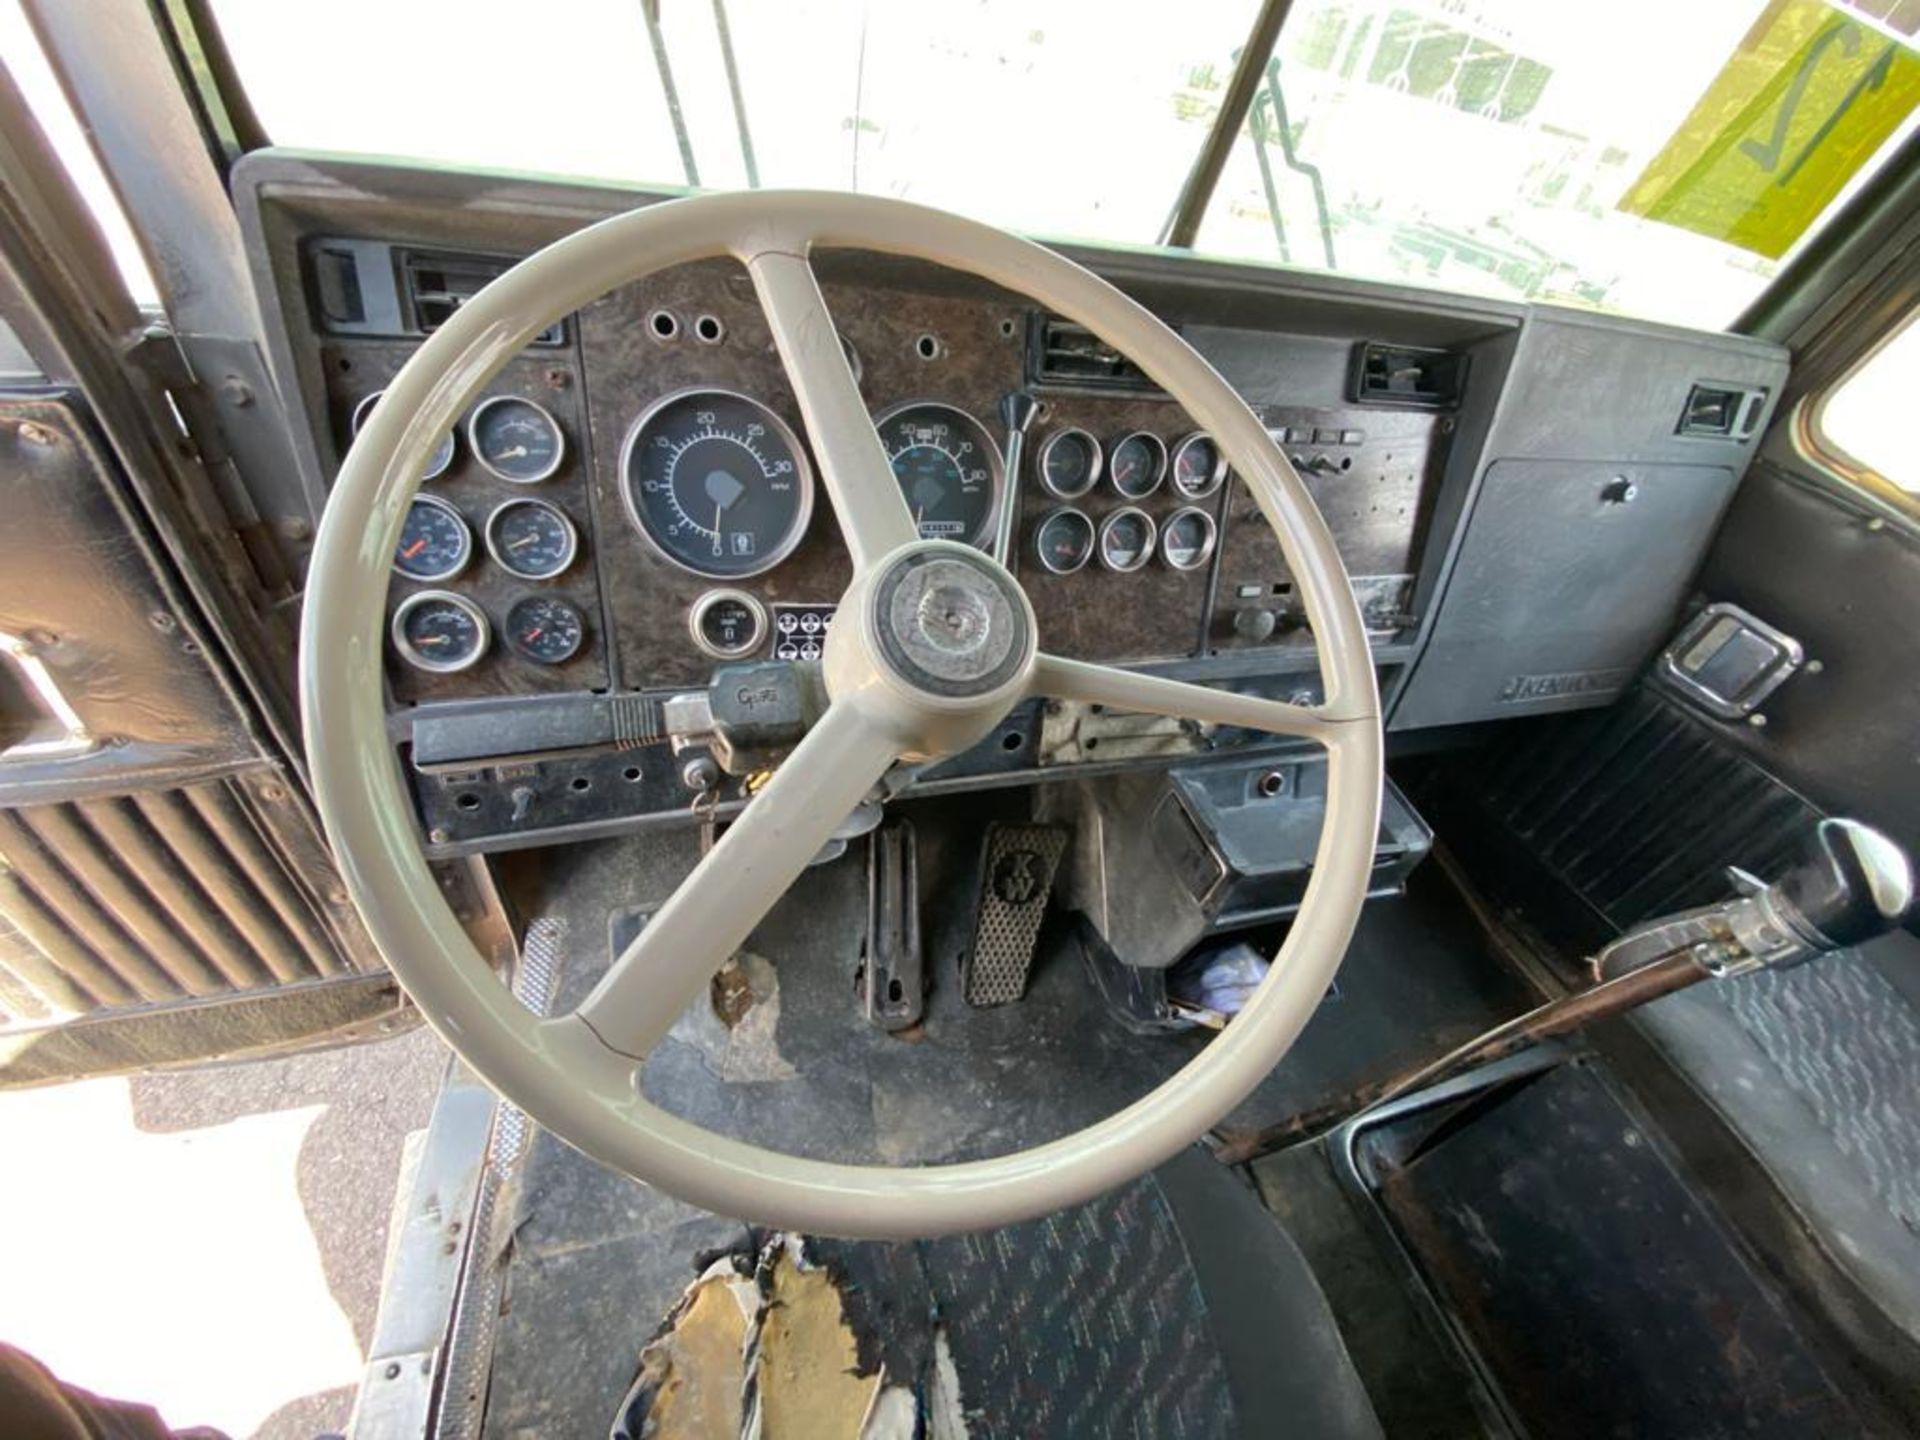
{"left": 1775, "top": 818, "right": 1913, "bottom": 950}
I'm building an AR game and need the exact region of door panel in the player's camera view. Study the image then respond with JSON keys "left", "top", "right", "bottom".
{"left": 0, "top": 393, "right": 391, "bottom": 1083}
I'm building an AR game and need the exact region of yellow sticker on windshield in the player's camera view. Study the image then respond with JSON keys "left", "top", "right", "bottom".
{"left": 1621, "top": 0, "right": 1920, "bottom": 259}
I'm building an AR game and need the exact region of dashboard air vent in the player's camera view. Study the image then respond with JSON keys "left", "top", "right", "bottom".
{"left": 1677, "top": 381, "right": 1767, "bottom": 440}
{"left": 1031, "top": 316, "right": 1161, "bottom": 392}
{"left": 401, "top": 249, "right": 566, "bottom": 347}
{"left": 1351, "top": 342, "right": 1466, "bottom": 408}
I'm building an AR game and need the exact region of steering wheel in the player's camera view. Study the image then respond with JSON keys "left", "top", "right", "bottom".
{"left": 302, "top": 192, "right": 1382, "bottom": 1239}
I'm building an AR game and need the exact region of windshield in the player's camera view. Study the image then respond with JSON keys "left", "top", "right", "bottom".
{"left": 209, "top": 0, "right": 1919, "bottom": 332}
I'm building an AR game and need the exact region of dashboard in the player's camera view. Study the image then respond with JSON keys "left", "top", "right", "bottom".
{"left": 239, "top": 155, "right": 1787, "bottom": 857}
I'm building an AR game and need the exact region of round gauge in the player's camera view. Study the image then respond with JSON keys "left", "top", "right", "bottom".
{"left": 1033, "top": 507, "right": 1095, "bottom": 575}
{"left": 1108, "top": 432, "right": 1166, "bottom": 499}
{"left": 877, "top": 401, "right": 1003, "bottom": 546}
{"left": 468, "top": 396, "right": 565, "bottom": 483}
{"left": 485, "top": 498, "right": 578, "bottom": 580}
{"left": 505, "top": 594, "right": 585, "bottom": 665}
{"left": 1171, "top": 433, "right": 1227, "bottom": 498}
{"left": 1036, "top": 427, "right": 1101, "bottom": 500}
{"left": 689, "top": 589, "right": 768, "bottom": 660}
{"left": 1160, "top": 506, "right": 1218, "bottom": 572}
{"left": 393, "top": 495, "right": 472, "bottom": 581}
{"left": 392, "top": 591, "right": 488, "bottom": 673}
{"left": 621, "top": 388, "right": 814, "bottom": 579}
{"left": 354, "top": 391, "right": 454, "bottom": 479}
{"left": 1097, "top": 507, "right": 1157, "bottom": 573}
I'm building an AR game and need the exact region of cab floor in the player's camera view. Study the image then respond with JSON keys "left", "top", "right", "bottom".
{"left": 478, "top": 798, "right": 1525, "bottom": 1436}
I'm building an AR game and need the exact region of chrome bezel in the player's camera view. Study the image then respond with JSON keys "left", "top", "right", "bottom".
{"left": 1097, "top": 506, "right": 1158, "bottom": 574}
{"left": 391, "top": 590, "right": 489, "bottom": 674}
{"left": 874, "top": 399, "right": 1006, "bottom": 549}
{"left": 467, "top": 394, "right": 567, "bottom": 484}
{"left": 619, "top": 387, "right": 817, "bottom": 580}
{"left": 1170, "top": 432, "right": 1228, "bottom": 499}
{"left": 688, "top": 587, "right": 770, "bottom": 660}
{"left": 354, "top": 390, "right": 455, "bottom": 479}
{"left": 1159, "top": 505, "right": 1219, "bottom": 572}
{"left": 1107, "top": 430, "right": 1167, "bottom": 499}
{"left": 391, "top": 494, "right": 473, "bottom": 582}
{"left": 1033, "top": 506, "right": 1095, "bottom": 575}
{"left": 484, "top": 497, "right": 579, "bottom": 580}
{"left": 1035, "top": 426, "right": 1103, "bottom": 499}
{"left": 505, "top": 594, "right": 587, "bottom": 665}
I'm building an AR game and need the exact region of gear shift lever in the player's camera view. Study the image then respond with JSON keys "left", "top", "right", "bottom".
{"left": 1593, "top": 817, "right": 1913, "bottom": 982}
{"left": 1212, "top": 819, "right": 1913, "bottom": 1166}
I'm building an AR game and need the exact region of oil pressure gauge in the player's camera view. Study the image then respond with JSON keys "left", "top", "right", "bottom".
{"left": 505, "top": 594, "right": 585, "bottom": 665}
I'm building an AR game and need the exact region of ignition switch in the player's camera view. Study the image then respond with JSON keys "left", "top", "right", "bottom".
{"left": 663, "top": 660, "right": 830, "bottom": 775}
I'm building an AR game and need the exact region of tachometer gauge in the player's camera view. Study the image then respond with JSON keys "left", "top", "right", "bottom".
{"left": 1033, "top": 507, "right": 1095, "bottom": 575}
{"left": 877, "top": 402, "right": 1002, "bottom": 545}
{"left": 1036, "top": 427, "right": 1101, "bottom": 499}
{"left": 469, "top": 396, "right": 565, "bottom": 483}
{"left": 393, "top": 495, "right": 472, "bottom": 581}
{"left": 485, "top": 498, "right": 578, "bottom": 580}
{"left": 1171, "top": 433, "right": 1226, "bottom": 499}
{"left": 1160, "top": 506, "right": 1218, "bottom": 571}
{"left": 1098, "top": 507, "right": 1157, "bottom": 573}
{"left": 621, "top": 389, "right": 813, "bottom": 579}
{"left": 505, "top": 594, "right": 585, "bottom": 665}
{"left": 354, "top": 391, "right": 454, "bottom": 479}
{"left": 1108, "top": 432, "right": 1166, "bottom": 499}
{"left": 392, "top": 591, "right": 488, "bottom": 673}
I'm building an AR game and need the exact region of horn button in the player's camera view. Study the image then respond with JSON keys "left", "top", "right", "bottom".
{"left": 871, "top": 548, "right": 1031, "bottom": 700}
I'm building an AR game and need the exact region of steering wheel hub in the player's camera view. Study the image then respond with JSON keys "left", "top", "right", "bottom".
{"left": 871, "top": 546, "right": 1030, "bottom": 700}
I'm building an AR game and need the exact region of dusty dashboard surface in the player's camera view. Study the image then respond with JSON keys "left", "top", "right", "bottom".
{"left": 241, "top": 156, "right": 1783, "bottom": 858}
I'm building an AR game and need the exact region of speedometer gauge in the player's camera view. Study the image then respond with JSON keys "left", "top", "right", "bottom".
{"left": 621, "top": 389, "right": 813, "bottom": 579}
{"left": 876, "top": 402, "right": 1002, "bottom": 546}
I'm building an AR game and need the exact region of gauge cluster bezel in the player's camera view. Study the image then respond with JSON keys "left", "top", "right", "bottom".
{"left": 467, "top": 394, "right": 568, "bottom": 484}
{"left": 618, "top": 386, "right": 818, "bottom": 581}
{"left": 484, "top": 496, "right": 580, "bottom": 580}
{"left": 392, "top": 590, "right": 491, "bottom": 674}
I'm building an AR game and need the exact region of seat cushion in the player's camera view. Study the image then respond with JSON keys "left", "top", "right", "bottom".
{"left": 1633, "top": 929, "right": 1920, "bottom": 1377}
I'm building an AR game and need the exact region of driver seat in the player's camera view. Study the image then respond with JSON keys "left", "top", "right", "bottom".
{"left": 615, "top": 1145, "right": 1383, "bottom": 1439}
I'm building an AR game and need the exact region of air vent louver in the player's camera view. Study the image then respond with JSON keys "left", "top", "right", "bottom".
{"left": 1678, "top": 381, "right": 1767, "bottom": 440}
{"left": 1031, "top": 317, "right": 1160, "bottom": 392}
{"left": 1351, "top": 342, "right": 1466, "bottom": 408}
{"left": 401, "top": 250, "right": 566, "bottom": 347}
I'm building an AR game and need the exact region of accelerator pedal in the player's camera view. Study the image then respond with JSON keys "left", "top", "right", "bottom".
{"left": 962, "top": 823, "right": 1068, "bottom": 1007}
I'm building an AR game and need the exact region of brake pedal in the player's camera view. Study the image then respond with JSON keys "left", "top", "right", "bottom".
{"left": 962, "top": 823, "right": 1068, "bottom": 1007}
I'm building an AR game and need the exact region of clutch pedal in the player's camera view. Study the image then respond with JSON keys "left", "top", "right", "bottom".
{"left": 962, "top": 823, "right": 1068, "bottom": 1007}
